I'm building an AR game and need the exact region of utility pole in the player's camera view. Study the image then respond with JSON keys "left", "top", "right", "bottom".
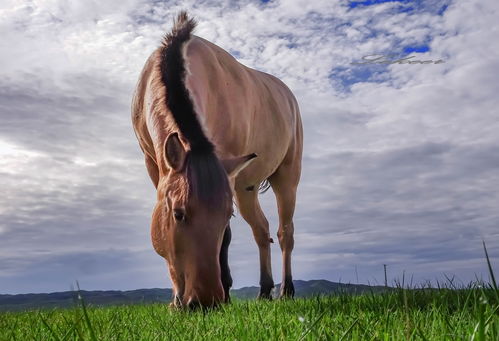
{"left": 383, "top": 264, "right": 388, "bottom": 287}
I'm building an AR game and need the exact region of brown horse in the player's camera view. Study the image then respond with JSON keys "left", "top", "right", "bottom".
{"left": 132, "top": 12, "right": 302, "bottom": 308}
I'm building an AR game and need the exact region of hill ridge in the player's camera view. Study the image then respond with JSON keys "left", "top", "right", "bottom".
{"left": 0, "top": 280, "right": 389, "bottom": 312}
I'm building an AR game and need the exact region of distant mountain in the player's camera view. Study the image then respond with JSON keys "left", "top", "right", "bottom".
{"left": 293, "top": 279, "right": 387, "bottom": 296}
{"left": 234, "top": 280, "right": 388, "bottom": 299}
{"left": 0, "top": 288, "right": 173, "bottom": 312}
{"left": 0, "top": 280, "right": 389, "bottom": 312}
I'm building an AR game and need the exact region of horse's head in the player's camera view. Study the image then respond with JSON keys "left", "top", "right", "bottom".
{"left": 151, "top": 132, "right": 255, "bottom": 308}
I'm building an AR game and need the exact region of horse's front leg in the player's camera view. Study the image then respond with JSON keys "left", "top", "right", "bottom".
{"left": 219, "top": 224, "right": 233, "bottom": 302}
{"left": 235, "top": 190, "right": 274, "bottom": 299}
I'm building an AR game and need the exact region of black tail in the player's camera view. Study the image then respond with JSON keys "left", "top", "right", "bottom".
{"left": 259, "top": 179, "right": 271, "bottom": 194}
{"left": 160, "top": 11, "right": 214, "bottom": 154}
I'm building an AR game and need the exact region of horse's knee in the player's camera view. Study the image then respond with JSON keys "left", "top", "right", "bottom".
{"left": 253, "top": 230, "right": 272, "bottom": 248}
{"left": 277, "top": 223, "right": 294, "bottom": 249}
{"left": 250, "top": 219, "right": 271, "bottom": 248}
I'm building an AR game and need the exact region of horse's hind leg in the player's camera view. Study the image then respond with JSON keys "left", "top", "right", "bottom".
{"left": 235, "top": 190, "right": 274, "bottom": 299}
{"left": 269, "top": 160, "right": 300, "bottom": 298}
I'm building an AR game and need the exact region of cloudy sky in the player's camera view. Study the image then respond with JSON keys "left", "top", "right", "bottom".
{"left": 1, "top": 0, "right": 498, "bottom": 294}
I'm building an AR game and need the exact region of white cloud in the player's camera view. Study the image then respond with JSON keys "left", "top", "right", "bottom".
{"left": 0, "top": 0, "right": 498, "bottom": 293}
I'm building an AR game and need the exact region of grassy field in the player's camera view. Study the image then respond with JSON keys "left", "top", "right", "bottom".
{"left": 1, "top": 284, "right": 498, "bottom": 341}
{"left": 2, "top": 247, "right": 498, "bottom": 340}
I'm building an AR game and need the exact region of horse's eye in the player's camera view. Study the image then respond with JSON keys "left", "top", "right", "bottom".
{"left": 173, "top": 209, "right": 185, "bottom": 222}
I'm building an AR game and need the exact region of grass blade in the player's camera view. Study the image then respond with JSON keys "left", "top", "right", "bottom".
{"left": 298, "top": 310, "right": 327, "bottom": 341}
{"left": 339, "top": 318, "right": 359, "bottom": 341}
{"left": 38, "top": 313, "right": 61, "bottom": 341}
{"left": 484, "top": 304, "right": 499, "bottom": 326}
{"left": 483, "top": 241, "right": 497, "bottom": 291}
{"left": 75, "top": 286, "right": 98, "bottom": 341}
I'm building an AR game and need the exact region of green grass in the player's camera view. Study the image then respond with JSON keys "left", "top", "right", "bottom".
{"left": 1, "top": 244, "right": 497, "bottom": 340}
{"left": 1, "top": 286, "right": 498, "bottom": 341}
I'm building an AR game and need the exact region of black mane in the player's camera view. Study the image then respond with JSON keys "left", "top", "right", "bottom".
{"left": 160, "top": 11, "right": 214, "bottom": 154}
{"left": 160, "top": 12, "right": 232, "bottom": 206}
{"left": 186, "top": 152, "right": 232, "bottom": 209}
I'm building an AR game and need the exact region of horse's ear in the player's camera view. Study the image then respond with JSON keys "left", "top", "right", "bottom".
{"left": 164, "top": 132, "right": 187, "bottom": 172}
{"left": 222, "top": 153, "right": 257, "bottom": 178}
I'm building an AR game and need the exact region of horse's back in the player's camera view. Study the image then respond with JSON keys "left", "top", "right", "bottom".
{"left": 184, "top": 36, "right": 302, "bottom": 183}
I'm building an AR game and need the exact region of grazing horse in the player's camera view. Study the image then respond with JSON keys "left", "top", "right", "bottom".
{"left": 132, "top": 12, "right": 302, "bottom": 308}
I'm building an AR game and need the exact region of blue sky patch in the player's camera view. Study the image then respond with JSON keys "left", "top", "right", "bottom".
{"left": 229, "top": 49, "right": 242, "bottom": 58}
{"left": 348, "top": 0, "right": 414, "bottom": 9}
{"left": 330, "top": 64, "right": 390, "bottom": 91}
{"left": 438, "top": 4, "right": 448, "bottom": 15}
{"left": 396, "top": 5, "right": 415, "bottom": 13}
{"left": 348, "top": 0, "right": 451, "bottom": 16}
{"left": 403, "top": 44, "right": 430, "bottom": 53}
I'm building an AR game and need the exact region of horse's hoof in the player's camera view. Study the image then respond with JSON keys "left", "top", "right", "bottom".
{"left": 257, "top": 292, "right": 273, "bottom": 300}
{"left": 257, "top": 287, "right": 274, "bottom": 300}
{"left": 279, "top": 279, "right": 295, "bottom": 299}
{"left": 169, "top": 301, "right": 181, "bottom": 309}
